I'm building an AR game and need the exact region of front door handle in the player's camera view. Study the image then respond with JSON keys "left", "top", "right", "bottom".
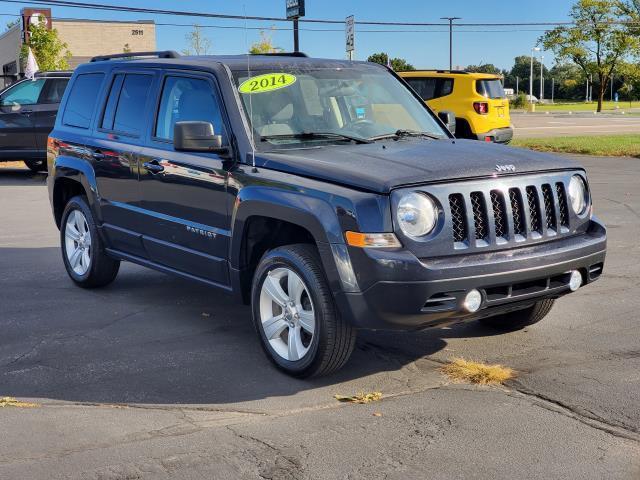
{"left": 143, "top": 160, "right": 164, "bottom": 174}
{"left": 20, "top": 109, "right": 33, "bottom": 115}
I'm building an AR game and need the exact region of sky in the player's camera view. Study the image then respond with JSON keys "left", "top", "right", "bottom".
{"left": 3, "top": 0, "right": 580, "bottom": 70}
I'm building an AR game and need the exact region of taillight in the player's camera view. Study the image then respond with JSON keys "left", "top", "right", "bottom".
{"left": 47, "top": 137, "right": 59, "bottom": 154}
{"left": 473, "top": 102, "right": 489, "bottom": 114}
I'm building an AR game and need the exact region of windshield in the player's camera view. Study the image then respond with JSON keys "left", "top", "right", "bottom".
{"left": 232, "top": 65, "right": 447, "bottom": 149}
{"left": 476, "top": 79, "right": 506, "bottom": 99}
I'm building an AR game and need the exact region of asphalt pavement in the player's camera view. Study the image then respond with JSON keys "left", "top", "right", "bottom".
{"left": 1, "top": 156, "right": 639, "bottom": 479}
{"left": 512, "top": 112, "right": 640, "bottom": 138}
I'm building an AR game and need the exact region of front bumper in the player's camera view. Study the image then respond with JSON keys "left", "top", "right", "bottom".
{"left": 334, "top": 218, "right": 606, "bottom": 330}
{"left": 475, "top": 126, "right": 513, "bottom": 144}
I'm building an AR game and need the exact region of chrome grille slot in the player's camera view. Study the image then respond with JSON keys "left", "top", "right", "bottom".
{"left": 556, "top": 182, "right": 569, "bottom": 228}
{"left": 470, "top": 192, "right": 488, "bottom": 241}
{"left": 526, "top": 186, "right": 542, "bottom": 234}
{"left": 541, "top": 184, "right": 557, "bottom": 231}
{"left": 490, "top": 190, "right": 507, "bottom": 239}
{"left": 509, "top": 188, "right": 526, "bottom": 237}
{"left": 449, "top": 194, "right": 467, "bottom": 243}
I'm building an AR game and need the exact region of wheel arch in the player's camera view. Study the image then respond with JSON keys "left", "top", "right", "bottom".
{"left": 51, "top": 157, "right": 100, "bottom": 228}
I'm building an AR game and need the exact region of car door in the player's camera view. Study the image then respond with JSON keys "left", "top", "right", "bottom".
{"left": 0, "top": 78, "right": 44, "bottom": 156}
{"left": 87, "top": 70, "right": 156, "bottom": 257}
{"left": 137, "top": 72, "right": 231, "bottom": 286}
{"left": 33, "top": 77, "right": 69, "bottom": 153}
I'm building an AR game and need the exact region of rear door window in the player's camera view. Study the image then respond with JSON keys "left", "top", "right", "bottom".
{"left": 39, "top": 78, "right": 69, "bottom": 104}
{"left": 404, "top": 77, "right": 454, "bottom": 101}
{"left": 62, "top": 73, "right": 104, "bottom": 129}
{"left": 101, "top": 73, "right": 153, "bottom": 136}
{"left": 476, "top": 79, "right": 506, "bottom": 99}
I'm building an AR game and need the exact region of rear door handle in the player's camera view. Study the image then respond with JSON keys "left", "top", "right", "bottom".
{"left": 92, "top": 151, "right": 106, "bottom": 160}
{"left": 20, "top": 109, "right": 33, "bottom": 115}
{"left": 143, "top": 160, "right": 164, "bottom": 174}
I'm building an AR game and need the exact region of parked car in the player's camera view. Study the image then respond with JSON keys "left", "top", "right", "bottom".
{"left": 47, "top": 52, "right": 606, "bottom": 377}
{"left": 399, "top": 70, "right": 513, "bottom": 143}
{"left": 0, "top": 71, "right": 72, "bottom": 171}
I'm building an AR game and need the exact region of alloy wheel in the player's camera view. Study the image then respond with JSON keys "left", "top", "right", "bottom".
{"left": 64, "top": 209, "right": 92, "bottom": 276}
{"left": 259, "top": 267, "right": 316, "bottom": 361}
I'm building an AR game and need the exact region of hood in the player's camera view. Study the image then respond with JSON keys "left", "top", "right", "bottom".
{"left": 254, "top": 138, "right": 581, "bottom": 194}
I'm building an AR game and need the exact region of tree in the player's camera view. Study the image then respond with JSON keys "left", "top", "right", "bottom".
{"left": 542, "top": 0, "right": 640, "bottom": 111}
{"left": 5, "top": 19, "right": 18, "bottom": 31}
{"left": 249, "top": 29, "right": 282, "bottom": 54}
{"left": 182, "top": 24, "right": 211, "bottom": 56}
{"left": 466, "top": 63, "right": 501, "bottom": 74}
{"left": 20, "top": 15, "right": 71, "bottom": 71}
{"left": 366, "top": 52, "right": 415, "bottom": 71}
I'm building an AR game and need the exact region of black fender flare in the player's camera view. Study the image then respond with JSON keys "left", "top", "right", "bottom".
{"left": 51, "top": 156, "right": 102, "bottom": 225}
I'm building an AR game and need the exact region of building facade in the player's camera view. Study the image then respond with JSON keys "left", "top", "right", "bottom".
{"left": 0, "top": 7, "right": 156, "bottom": 86}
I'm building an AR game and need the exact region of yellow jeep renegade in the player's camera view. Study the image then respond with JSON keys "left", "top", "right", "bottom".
{"left": 399, "top": 70, "right": 513, "bottom": 143}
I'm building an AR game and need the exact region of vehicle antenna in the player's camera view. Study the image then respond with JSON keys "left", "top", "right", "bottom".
{"left": 244, "top": 5, "right": 257, "bottom": 173}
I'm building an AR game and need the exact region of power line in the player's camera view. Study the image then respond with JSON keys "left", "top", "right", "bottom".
{"left": 1, "top": 0, "right": 639, "bottom": 27}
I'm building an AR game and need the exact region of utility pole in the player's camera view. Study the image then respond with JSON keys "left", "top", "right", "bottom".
{"left": 611, "top": 73, "right": 614, "bottom": 101}
{"left": 516, "top": 76, "right": 519, "bottom": 95}
{"left": 585, "top": 75, "right": 589, "bottom": 102}
{"left": 551, "top": 77, "right": 555, "bottom": 103}
{"left": 441, "top": 17, "right": 461, "bottom": 70}
{"left": 293, "top": 19, "right": 299, "bottom": 52}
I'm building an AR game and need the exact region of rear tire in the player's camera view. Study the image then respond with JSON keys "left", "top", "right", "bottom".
{"left": 24, "top": 160, "right": 46, "bottom": 172}
{"left": 251, "top": 243, "right": 356, "bottom": 378}
{"left": 60, "top": 195, "right": 120, "bottom": 288}
{"left": 479, "top": 299, "right": 555, "bottom": 331}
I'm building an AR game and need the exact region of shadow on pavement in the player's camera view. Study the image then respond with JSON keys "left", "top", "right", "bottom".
{"left": 0, "top": 167, "right": 47, "bottom": 186}
{"left": 0, "top": 246, "right": 504, "bottom": 406}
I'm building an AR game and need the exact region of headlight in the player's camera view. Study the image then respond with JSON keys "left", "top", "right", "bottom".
{"left": 568, "top": 175, "right": 589, "bottom": 215}
{"left": 397, "top": 192, "right": 438, "bottom": 237}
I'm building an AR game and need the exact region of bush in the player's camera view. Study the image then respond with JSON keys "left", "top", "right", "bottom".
{"left": 510, "top": 93, "right": 527, "bottom": 109}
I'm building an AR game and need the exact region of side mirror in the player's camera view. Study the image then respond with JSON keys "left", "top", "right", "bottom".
{"left": 437, "top": 111, "right": 457, "bottom": 135}
{"left": 173, "top": 121, "right": 229, "bottom": 156}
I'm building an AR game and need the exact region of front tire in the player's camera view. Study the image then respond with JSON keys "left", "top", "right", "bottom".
{"left": 251, "top": 244, "right": 356, "bottom": 378}
{"left": 479, "top": 299, "right": 555, "bottom": 331}
{"left": 24, "top": 160, "right": 47, "bottom": 172}
{"left": 60, "top": 195, "right": 120, "bottom": 288}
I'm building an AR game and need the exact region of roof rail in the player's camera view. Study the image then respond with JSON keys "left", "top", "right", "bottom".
{"left": 250, "top": 52, "right": 308, "bottom": 57}
{"left": 90, "top": 51, "right": 180, "bottom": 62}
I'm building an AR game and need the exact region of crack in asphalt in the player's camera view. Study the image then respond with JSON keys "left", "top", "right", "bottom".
{"left": 507, "top": 380, "right": 640, "bottom": 443}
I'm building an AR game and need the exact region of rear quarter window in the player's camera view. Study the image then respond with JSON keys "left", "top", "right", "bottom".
{"left": 63, "top": 73, "right": 105, "bottom": 129}
{"left": 476, "top": 79, "right": 506, "bottom": 99}
{"left": 404, "top": 77, "right": 454, "bottom": 101}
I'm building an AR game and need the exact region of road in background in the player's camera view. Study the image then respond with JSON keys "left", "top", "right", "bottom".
{"left": 0, "top": 158, "right": 639, "bottom": 479}
{"left": 512, "top": 112, "right": 640, "bottom": 138}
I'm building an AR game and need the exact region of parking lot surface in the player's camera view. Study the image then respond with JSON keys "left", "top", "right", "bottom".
{"left": 1, "top": 156, "right": 639, "bottom": 479}
{"left": 512, "top": 112, "right": 640, "bottom": 137}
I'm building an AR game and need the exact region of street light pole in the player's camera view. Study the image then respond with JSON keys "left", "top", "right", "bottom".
{"left": 530, "top": 47, "right": 540, "bottom": 106}
{"left": 516, "top": 76, "right": 519, "bottom": 95}
{"left": 441, "top": 17, "right": 461, "bottom": 70}
{"left": 552, "top": 77, "right": 555, "bottom": 103}
{"left": 540, "top": 55, "right": 544, "bottom": 101}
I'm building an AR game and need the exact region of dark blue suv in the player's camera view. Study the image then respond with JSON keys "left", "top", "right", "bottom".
{"left": 47, "top": 51, "right": 606, "bottom": 377}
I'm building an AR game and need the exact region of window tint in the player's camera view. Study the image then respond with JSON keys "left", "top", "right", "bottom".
{"left": 0, "top": 79, "right": 46, "bottom": 106}
{"left": 155, "top": 76, "right": 225, "bottom": 142}
{"left": 405, "top": 78, "right": 436, "bottom": 101}
{"left": 476, "top": 79, "right": 506, "bottom": 99}
{"left": 405, "top": 77, "right": 454, "bottom": 101}
{"left": 39, "top": 78, "right": 69, "bottom": 104}
{"left": 63, "top": 73, "right": 104, "bottom": 129}
{"left": 110, "top": 74, "right": 153, "bottom": 136}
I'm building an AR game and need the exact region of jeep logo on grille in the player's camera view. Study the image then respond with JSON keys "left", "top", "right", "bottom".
{"left": 495, "top": 164, "right": 516, "bottom": 173}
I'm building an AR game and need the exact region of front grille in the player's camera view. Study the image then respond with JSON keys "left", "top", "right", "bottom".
{"left": 470, "top": 192, "right": 488, "bottom": 240}
{"left": 541, "top": 184, "right": 557, "bottom": 231}
{"left": 449, "top": 194, "right": 467, "bottom": 242}
{"left": 443, "top": 177, "right": 575, "bottom": 249}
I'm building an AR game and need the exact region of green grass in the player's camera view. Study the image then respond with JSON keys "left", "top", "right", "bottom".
{"left": 532, "top": 100, "right": 639, "bottom": 112}
{"left": 512, "top": 134, "right": 640, "bottom": 158}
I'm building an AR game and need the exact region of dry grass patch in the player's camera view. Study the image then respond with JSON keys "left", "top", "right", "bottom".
{"left": 441, "top": 358, "right": 515, "bottom": 385}
{"left": 334, "top": 392, "right": 383, "bottom": 404}
{"left": 0, "top": 396, "right": 39, "bottom": 408}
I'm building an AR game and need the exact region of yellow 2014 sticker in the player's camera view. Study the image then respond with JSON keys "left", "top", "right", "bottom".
{"left": 238, "top": 73, "right": 297, "bottom": 94}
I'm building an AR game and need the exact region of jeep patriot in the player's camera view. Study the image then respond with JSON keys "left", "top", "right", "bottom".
{"left": 47, "top": 51, "right": 606, "bottom": 377}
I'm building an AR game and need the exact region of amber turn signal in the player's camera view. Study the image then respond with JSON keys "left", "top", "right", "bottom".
{"left": 345, "top": 231, "right": 402, "bottom": 248}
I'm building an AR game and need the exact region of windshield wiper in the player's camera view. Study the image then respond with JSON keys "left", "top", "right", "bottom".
{"left": 369, "top": 129, "right": 444, "bottom": 141}
{"left": 260, "top": 132, "right": 372, "bottom": 144}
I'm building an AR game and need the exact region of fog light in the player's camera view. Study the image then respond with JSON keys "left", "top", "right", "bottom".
{"left": 569, "top": 270, "right": 582, "bottom": 291}
{"left": 463, "top": 289, "right": 482, "bottom": 313}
